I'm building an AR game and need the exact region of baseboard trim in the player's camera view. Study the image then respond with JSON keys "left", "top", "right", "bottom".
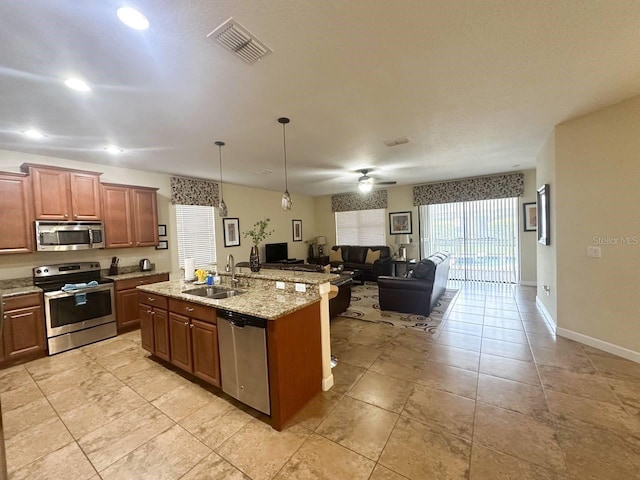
{"left": 535, "top": 296, "right": 556, "bottom": 328}
{"left": 520, "top": 281, "right": 537, "bottom": 287}
{"left": 556, "top": 327, "right": 640, "bottom": 364}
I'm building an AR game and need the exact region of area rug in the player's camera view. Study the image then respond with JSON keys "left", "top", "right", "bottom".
{"left": 338, "top": 284, "right": 458, "bottom": 332}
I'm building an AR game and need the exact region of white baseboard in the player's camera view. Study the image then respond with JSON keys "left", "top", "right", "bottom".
{"left": 520, "top": 281, "right": 537, "bottom": 287}
{"left": 556, "top": 327, "right": 640, "bottom": 364}
{"left": 535, "top": 296, "right": 556, "bottom": 328}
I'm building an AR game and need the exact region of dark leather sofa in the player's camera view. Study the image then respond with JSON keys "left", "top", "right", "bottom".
{"left": 377, "top": 252, "right": 450, "bottom": 316}
{"left": 329, "top": 245, "right": 392, "bottom": 282}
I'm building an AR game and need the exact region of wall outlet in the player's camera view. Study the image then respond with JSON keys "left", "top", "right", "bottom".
{"left": 275, "top": 281, "right": 285, "bottom": 290}
{"left": 587, "top": 246, "right": 601, "bottom": 258}
{"left": 543, "top": 285, "right": 551, "bottom": 296}
{"left": 295, "top": 283, "right": 306, "bottom": 293}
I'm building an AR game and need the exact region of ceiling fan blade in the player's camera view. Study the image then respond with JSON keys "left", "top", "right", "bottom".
{"left": 375, "top": 180, "right": 397, "bottom": 185}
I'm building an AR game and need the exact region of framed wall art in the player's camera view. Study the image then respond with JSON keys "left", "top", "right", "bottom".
{"left": 522, "top": 202, "right": 537, "bottom": 232}
{"left": 537, "top": 184, "right": 550, "bottom": 245}
{"left": 389, "top": 211, "right": 412, "bottom": 235}
{"left": 156, "top": 240, "right": 168, "bottom": 250}
{"left": 292, "top": 219, "right": 302, "bottom": 242}
{"left": 158, "top": 224, "right": 167, "bottom": 237}
{"left": 223, "top": 218, "right": 241, "bottom": 247}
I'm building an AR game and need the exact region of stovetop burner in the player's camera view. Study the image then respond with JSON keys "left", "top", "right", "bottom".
{"left": 33, "top": 262, "right": 113, "bottom": 292}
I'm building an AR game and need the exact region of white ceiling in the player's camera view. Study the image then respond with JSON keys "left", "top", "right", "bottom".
{"left": 2, "top": 0, "right": 640, "bottom": 196}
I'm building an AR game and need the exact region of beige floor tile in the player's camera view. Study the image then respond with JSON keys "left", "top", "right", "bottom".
{"left": 216, "top": 419, "right": 311, "bottom": 480}
{"left": 477, "top": 374, "right": 550, "bottom": 421}
{"left": 483, "top": 300, "right": 519, "bottom": 312}
{"left": 78, "top": 403, "right": 175, "bottom": 471}
{"left": 181, "top": 452, "right": 250, "bottom": 480}
{"left": 316, "top": 396, "right": 398, "bottom": 460}
{"left": 369, "top": 354, "right": 425, "bottom": 383}
{"left": 0, "top": 365, "right": 34, "bottom": 392}
{"left": 348, "top": 370, "right": 414, "bottom": 413}
{"left": 333, "top": 343, "right": 384, "bottom": 369}
{"left": 484, "top": 308, "right": 521, "bottom": 320}
{"left": 437, "top": 330, "right": 482, "bottom": 352}
{"left": 479, "top": 353, "right": 540, "bottom": 386}
{"left": 96, "top": 345, "right": 152, "bottom": 372}
{"left": 37, "top": 364, "right": 120, "bottom": 397}
{"left": 481, "top": 338, "right": 533, "bottom": 362}
{"left": 286, "top": 390, "right": 343, "bottom": 430}
{"left": 45, "top": 372, "right": 127, "bottom": 416}
{"left": 403, "top": 385, "right": 475, "bottom": 440}
{"left": 151, "top": 382, "right": 215, "bottom": 422}
{"left": 0, "top": 380, "right": 44, "bottom": 412}
{"left": 9, "top": 441, "right": 97, "bottom": 480}
{"left": 473, "top": 403, "right": 566, "bottom": 471}
{"left": 607, "top": 377, "right": 640, "bottom": 416}
{"left": 330, "top": 322, "right": 364, "bottom": 341}
{"left": 443, "top": 320, "right": 484, "bottom": 337}
{"left": 110, "top": 355, "right": 161, "bottom": 383}
{"left": 416, "top": 361, "right": 478, "bottom": 399}
{"left": 531, "top": 345, "right": 597, "bottom": 373}
{"left": 429, "top": 344, "right": 481, "bottom": 371}
{"left": 520, "top": 312, "right": 547, "bottom": 322}
{"left": 522, "top": 321, "right": 555, "bottom": 334}
{"left": 25, "top": 349, "right": 93, "bottom": 380}
{"left": 526, "top": 333, "right": 585, "bottom": 352}
{"left": 379, "top": 416, "right": 471, "bottom": 480}
{"left": 470, "top": 444, "right": 566, "bottom": 480}
{"left": 482, "top": 326, "right": 528, "bottom": 344}
{"left": 126, "top": 364, "right": 193, "bottom": 401}
{"left": 2, "top": 396, "right": 57, "bottom": 439}
{"left": 100, "top": 424, "right": 211, "bottom": 480}
{"left": 482, "top": 317, "right": 524, "bottom": 331}
{"left": 274, "top": 433, "right": 375, "bottom": 479}
{"left": 369, "top": 464, "right": 409, "bottom": 480}
{"left": 5, "top": 417, "right": 74, "bottom": 474}
{"left": 81, "top": 337, "right": 138, "bottom": 360}
{"left": 350, "top": 328, "right": 397, "bottom": 349}
{"left": 454, "top": 298, "right": 485, "bottom": 308}
{"left": 449, "top": 305, "right": 485, "bottom": 316}
{"left": 546, "top": 389, "right": 640, "bottom": 436}
{"left": 388, "top": 329, "right": 435, "bottom": 353}
{"left": 538, "top": 365, "right": 618, "bottom": 404}
{"left": 330, "top": 361, "right": 366, "bottom": 394}
{"left": 180, "top": 396, "right": 253, "bottom": 449}
{"left": 445, "top": 311, "right": 484, "bottom": 325}
{"left": 584, "top": 347, "right": 640, "bottom": 382}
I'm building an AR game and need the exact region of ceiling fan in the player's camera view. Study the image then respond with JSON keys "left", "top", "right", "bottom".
{"left": 357, "top": 169, "right": 397, "bottom": 192}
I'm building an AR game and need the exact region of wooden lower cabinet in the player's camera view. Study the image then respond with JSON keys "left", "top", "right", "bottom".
{"left": 168, "top": 312, "right": 193, "bottom": 371}
{"left": 191, "top": 319, "right": 220, "bottom": 385}
{"left": 1, "top": 293, "right": 46, "bottom": 366}
{"left": 152, "top": 309, "right": 170, "bottom": 361}
{"left": 115, "top": 273, "right": 169, "bottom": 332}
{"left": 138, "top": 292, "right": 170, "bottom": 361}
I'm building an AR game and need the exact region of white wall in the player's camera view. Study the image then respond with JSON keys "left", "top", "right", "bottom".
{"left": 519, "top": 169, "right": 538, "bottom": 285}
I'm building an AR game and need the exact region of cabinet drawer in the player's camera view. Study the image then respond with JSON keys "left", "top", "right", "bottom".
{"left": 3, "top": 292, "right": 42, "bottom": 311}
{"left": 169, "top": 298, "right": 216, "bottom": 324}
{"left": 138, "top": 292, "right": 168, "bottom": 309}
{"left": 116, "top": 274, "right": 169, "bottom": 291}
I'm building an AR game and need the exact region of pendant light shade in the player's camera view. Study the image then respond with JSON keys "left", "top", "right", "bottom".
{"left": 278, "top": 117, "right": 292, "bottom": 211}
{"left": 215, "top": 141, "right": 228, "bottom": 217}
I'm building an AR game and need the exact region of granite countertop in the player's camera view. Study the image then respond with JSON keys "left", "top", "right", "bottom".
{"left": 138, "top": 279, "right": 322, "bottom": 320}
{"left": 105, "top": 270, "right": 170, "bottom": 281}
{"left": 232, "top": 267, "right": 338, "bottom": 285}
{"left": 1, "top": 285, "right": 43, "bottom": 298}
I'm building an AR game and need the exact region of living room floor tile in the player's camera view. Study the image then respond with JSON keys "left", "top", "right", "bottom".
{"left": 481, "top": 338, "right": 533, "bottom": 362}
{"left": 416, "top": 361, "right": 479, "bottom": 399}
{"left": 443, "top": 320, "right": 484, "bottom": 337}
{"left": 333, "top": 343, "right": 384, "bottom": 369}
{"left": 479, "top": 353, "right": 541, "bottom": 386}
{"left": 347, "top": 370, "right": 414, "bottom": 413}
{"left": 429, "top": 344, "right": 481, "bottom": 372}
{"left": 481, "top": 326, "right": 528, "bottom": 344}
{"left": 477, "top": 374, "right": 551, "bottom": 421}
{"left": 445, "top": 311, "right": 485, "bottom": 325}
{"left": 470, "top": 444, "right": 566, "bottom": 480}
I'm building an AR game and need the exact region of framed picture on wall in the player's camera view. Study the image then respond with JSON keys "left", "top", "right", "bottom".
{"left": 537, "top": 184, "right": 550, "bottom": 245}
{"left": 389, "top": 211, "right": 412, "bottom": 235}
{"left": 522, "top": 202, "right": 537, "bottom": 232}
{"left": 156, "top": 240, "right": 168, "bottom": 250}
{"left": 223, "top": 218, "right": 241, "bottom": 247}
{"left": 158, "top": 224, "right": 167, "bottom": 237}
{"left": 292, "top": 219, "right": 302, "bottom": 242}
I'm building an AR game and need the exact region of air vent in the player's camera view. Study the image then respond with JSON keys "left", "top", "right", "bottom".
{"left": 207, "top": 18, "right": 272, "bottom": 64}
{"left": 383, "top": 136, "right": 410, "bottom": 147}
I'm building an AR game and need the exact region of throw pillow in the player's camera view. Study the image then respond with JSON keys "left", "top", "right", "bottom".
{"left": 329, "top": 247, "right": 343, "bottom": 263}
{"left": 365, "top": 248, "right": 381, "bottom": 264}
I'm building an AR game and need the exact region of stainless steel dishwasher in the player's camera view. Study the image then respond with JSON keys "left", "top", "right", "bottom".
{"left": 217, "top": 309, "right": 270, "bottom": 415}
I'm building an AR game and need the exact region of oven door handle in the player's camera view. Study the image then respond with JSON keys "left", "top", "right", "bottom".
{"left": 44, "top": 283, "right": 113, "bottom": 299}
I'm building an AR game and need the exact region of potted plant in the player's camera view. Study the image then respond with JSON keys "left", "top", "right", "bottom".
{"left": 242, "top": 218, "right": 274, "bottom": 272}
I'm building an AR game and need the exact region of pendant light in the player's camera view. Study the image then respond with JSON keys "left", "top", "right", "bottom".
{"left": 215, "top": 141, "right": 228, "bottom": 217}
{"left": 278, "top": 117, "right": 292, "bottom": 210}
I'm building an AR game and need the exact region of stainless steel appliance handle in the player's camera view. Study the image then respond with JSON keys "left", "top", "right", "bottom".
{"left": 88, "top": 228, "right": 94, "bottom": 247}
{"left": 44, "top": 283, "right": 113, "bottom": 299}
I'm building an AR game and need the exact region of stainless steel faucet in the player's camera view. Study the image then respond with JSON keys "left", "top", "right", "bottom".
{"left": 226, "top": 254, "right": 239, "bottom": 287}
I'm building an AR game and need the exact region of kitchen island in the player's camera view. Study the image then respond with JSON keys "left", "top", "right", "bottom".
{"left": 137, "top": 269, "right": 337, "bottom": 430}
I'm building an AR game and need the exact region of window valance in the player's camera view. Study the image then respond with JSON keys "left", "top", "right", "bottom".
{"left": 170, "top": 176, "right": 219, "bottom": 206}
{"left": 331, "top": 190, "right": 388, "bottom": 212}
{"left": 413, "top": 173, "right": 524, "bottom": 206}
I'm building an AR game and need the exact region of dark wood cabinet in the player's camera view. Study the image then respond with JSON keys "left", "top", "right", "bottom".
{"left": 0, "top": 172, "right": 34, "bottom": 255}
{"left": 115, "top": 273, "right": 169, "bottom": 332}
{"left": 307, "top": 256, "right": 330, "bottom": 265}
{"left": 102, "top": 183, "right": 158, "bottom": 248}
{"left": 1, "top": 293, "right": 46, "bottom": 366}
{"left": 169, "top": 312, "right": 193, "bottom": 371}
{"left": 22, "top": 164, "right": 102, "bottom": 221}
{"left": 191, "top": 319, "right": 220, "bottom": 386}
{"left": 138, "top": 292, "right": 169, "bottom": 361}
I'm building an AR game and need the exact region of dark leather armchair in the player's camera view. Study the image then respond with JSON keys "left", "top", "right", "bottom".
{"left": 377, "top": 252, "right": 450, "bottom": 316}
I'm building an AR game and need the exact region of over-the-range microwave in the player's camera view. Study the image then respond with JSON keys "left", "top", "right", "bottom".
{"left": 35, "top": 221, "right": 105, "bottom": 251}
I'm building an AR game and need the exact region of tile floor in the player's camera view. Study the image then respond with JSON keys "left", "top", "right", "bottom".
{"left": 2, "top": 282, "right": 640, "bottom": 479}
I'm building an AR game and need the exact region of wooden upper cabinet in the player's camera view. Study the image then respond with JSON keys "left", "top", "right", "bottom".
{"left": 0, "top": 172, "right": 34, "bottom": 254}
{"left": 102, "top": 183, "right": 158, "bottom": 249}
{"left": 22, "top": 164, "right": 102, "bottom": 221}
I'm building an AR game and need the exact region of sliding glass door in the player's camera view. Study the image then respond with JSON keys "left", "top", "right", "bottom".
{"left": 419, "top": 198, "right": 519, "bottom": 283}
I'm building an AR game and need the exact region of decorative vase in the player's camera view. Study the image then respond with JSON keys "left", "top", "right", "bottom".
{"left": 308, "top": 244, "right": 314, "bottom": 259}
{"left": 249, "top": 245, "right": 261, "bottom": 272}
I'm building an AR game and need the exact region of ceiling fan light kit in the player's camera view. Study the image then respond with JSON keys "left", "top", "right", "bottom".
{"left": 278, "top": 117, "right": 292, "bottom": 211}
{"left": 357, "top": 169, "right": 396, "bottom": 192}
{"left": 215, "top": 141, "right": 228, "bottom": 217}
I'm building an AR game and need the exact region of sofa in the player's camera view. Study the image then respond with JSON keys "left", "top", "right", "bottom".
{"left": 377, "top": 252, "right": 450, "bottom": 316}
{"left": 329, "top": 245, "right": 392, "bottom": 282}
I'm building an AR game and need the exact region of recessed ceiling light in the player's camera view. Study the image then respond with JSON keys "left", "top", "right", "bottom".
{"left": 117, "top": 7, "right": 149, "bottom": 30}
{"left": 22, "top": 129, "right": 47, "bottom": 140}
{"left": 64, "top": 77, "right": 91, "bottom": 92}
{"left": 104, "top": 145, "right": 124, "bottom": 154}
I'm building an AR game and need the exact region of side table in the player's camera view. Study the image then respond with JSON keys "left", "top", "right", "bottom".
{"left": 392, "top": 258, "right": 416, "bottom": 277}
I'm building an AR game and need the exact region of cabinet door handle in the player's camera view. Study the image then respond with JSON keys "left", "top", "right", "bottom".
{"left": 74, "top": 214, "right": 78, "bottom": 218}
{"left": 184, "top": 321, "right": 189, "bottom": 326}
{"left": 148, "top": 297, "right": 155, "bottom": 302}
{"left": 149, "top": 311, "right": 154, "bottom": 315}
{"left": 9, "top": 312, "right": 31, "bottom": 319}
{"left": 186, "top": 307, "right": 194, "bottom": 312}
{"left": 64, "top": 214, "right": 68, "bottom": 218}
{"left": 189, "top": 323, "right": 194, "bottom": 328}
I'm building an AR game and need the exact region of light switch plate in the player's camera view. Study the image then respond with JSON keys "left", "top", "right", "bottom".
{"left": 276, "top": 281, "right": 285, "bottom": 290}
{"left": 587, "top": 246, "right": 601, "bottom": 258}
{"left": 295, "top": 283, "right": 306, "bottom": 293}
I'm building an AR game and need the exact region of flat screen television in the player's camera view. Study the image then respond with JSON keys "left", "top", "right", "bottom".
{"left": 265, "top": 242, "right": 288, "bottom": 263}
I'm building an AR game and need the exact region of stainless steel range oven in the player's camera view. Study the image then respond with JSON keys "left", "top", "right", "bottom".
{"left": 34, "top": 262, "right": 116, "bottom": 355}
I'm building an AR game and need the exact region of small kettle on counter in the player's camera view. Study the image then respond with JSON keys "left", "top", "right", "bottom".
{"left": 139, "top": 259, "right": 152, "bottom": 271}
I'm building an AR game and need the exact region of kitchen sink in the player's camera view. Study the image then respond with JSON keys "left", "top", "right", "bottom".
{"left": 183, "top": 286, "right": 244, "bottom": 299}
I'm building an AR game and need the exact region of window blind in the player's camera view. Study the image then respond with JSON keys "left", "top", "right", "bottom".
{"left": 335, "top": 209, "right": 386, "bottom": 245}
{"left": 175, "top": 204, "right": 217, "bottom": 269}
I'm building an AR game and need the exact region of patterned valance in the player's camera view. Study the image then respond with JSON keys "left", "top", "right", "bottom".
{"left": 331, "top": 190, "right": 388, "bottom": 212}
{"left": 413, "top": 173, "right": 524, "bottom": 206}
{"left": 170, "top": 176, "right": 219, "bottom": 206}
